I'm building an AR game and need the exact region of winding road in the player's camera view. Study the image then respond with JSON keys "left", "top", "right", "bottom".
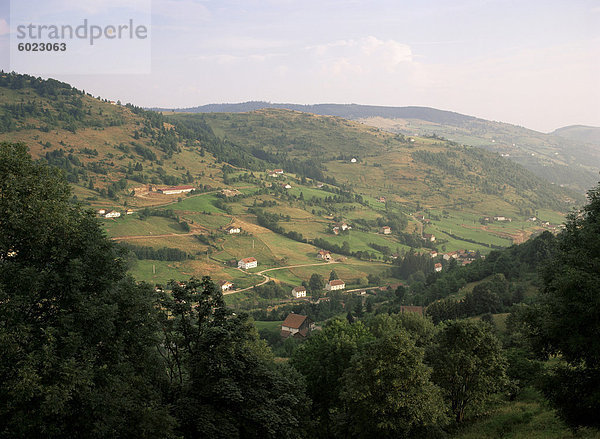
{"left": 224, "top": 261, "right": 339, "bottom": 294}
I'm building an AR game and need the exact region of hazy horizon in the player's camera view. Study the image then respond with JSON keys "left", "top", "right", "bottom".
{"left": 0, "top": 0, "right": 598, "bottom": 132}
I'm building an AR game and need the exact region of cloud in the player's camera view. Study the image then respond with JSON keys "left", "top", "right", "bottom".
{"left": 308, "top": 36, "right": 414, "bottom": 76}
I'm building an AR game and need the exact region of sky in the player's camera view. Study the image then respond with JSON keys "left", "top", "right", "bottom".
{"left": 0, "top": 0, "right": 599, "bottom": 132}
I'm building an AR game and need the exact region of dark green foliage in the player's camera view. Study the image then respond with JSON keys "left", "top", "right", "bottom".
{"left": 528, "top": 182, "right": 600, "bottom": 428}
{"left": 291, "top": 320, "right": 372, "bottom": 437}
{"left": 0, "top": 142, "right": 173, "bottom": 438}
{"left": 121, "top": 243, "right": 189, "bottom": 261}
{"left": 340, "top": 333, "right": 448, "bottom": 438}
{"left": 428, "top": 320, "right": 508, "bottom": 423}
{"left": 159, "top": 277, "right": 309, "bottom": 438}
{"left": 309, "top": 273, "right": 325, "bottom": 293}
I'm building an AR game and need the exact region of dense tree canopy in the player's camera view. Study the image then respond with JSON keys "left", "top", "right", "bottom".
{"left": 0, "top": 142, "right": 173, "bottom": 437}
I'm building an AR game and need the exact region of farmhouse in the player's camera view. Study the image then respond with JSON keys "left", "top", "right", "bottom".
{"left": 282, "top": 183, "right": 292, "bottom": 189}
{"left": 124, "top": 209, "right": 135, "bottom": 215}
{"left": 380, "top": 226, "right": 392, "bottom": 235}
{"left": 280, "top": 313, "right": 313, "bottom": 339}
{"left": 430, "top": 251, "right": 438, "bottom": 258}
{"left": 377, "top": 196, "right": 386, "bottom": 203}
{"left": 443, "top": 251, "right": 459, "bottom": 260}
{"left": 219, "top": 281, "right": 234, "bottom": 291}
{"left": 273, "top": 169, "right": 284, "bottom": 174}
{"left": 494, "top": 216, "right": 512, "bottom": 222}
{"left": 423, "top": 233, "right": 436, "bottom": 242}
{"left": 317, "top": 250, "right": 332, "bottom": 261}
{"left": 104, "top": 210, "right": 121, "bottom": 218}
{"left": 225, "top": 225, "right": 241, "bottom": 234}
{"left": 326, "top": 279, "right": 345, "bottom": 291}
{"left": 340, "top": 222, "right": 350, "bottom": 231}
{"left": 158, "top": 185, "right": 195, "bottom": 195}
{"left": 96, "top": 208, "right": 106, "bottom": 215}
{"left": 238, "top": 257, "right": 257, "bottom": 269}
{"left": 291, "top": 286, "right": 307, "bottom": 299}
{"left": 434, "top": 263, "right": 443, "bottom": 272}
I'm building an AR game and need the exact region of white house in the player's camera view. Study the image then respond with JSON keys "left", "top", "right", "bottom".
{"left": 326, "top": 279, "right": 345, "bottom": 291}
{"left": 104, "top": 210, "right": 121, "bottom": 218}
{"left": 292, "top": 286, "right": 307, "bottom": 299}
{"left": 273, "top": 169, "right": 284, "bottom": 174}
{"left": 423, "top": 233, "right": 436, "bottom": 242}
{"left": 381, "top": 226, "right": 392, "bottom": 235}
{"left": 238, "top": 257, "right": 258, "bottom": 269}
{"left": 350, "top": 158, "right": 357, "bottom": 163}
{"left": 96, "top": 208, "right": 106, "bottom": 215}
{"left": 225, "top": 226, "right": 241, "bottom": 234}
{"left": 317, "top": 250, "right": 332, "bottom": 261}
{"left": 219, "top": 281, "right": 234, "bottom": 291}
{"left": 283, "top": 183, "right": 292, "bottom": 189}
{"left": 158, "top": 185, "right": 195, "bottom": 195}
{"left": 430, "top": 251, "right": 438, "bottom": 258}
{"left": 434, "top": 263, "right": 443, "bottom": 272}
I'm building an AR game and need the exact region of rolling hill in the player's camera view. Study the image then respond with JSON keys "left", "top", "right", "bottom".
{"left": 0, "top": 73, "right": 581, "bottom": 292}
{"left": 552, "top": 125, "right": 600, "bottom": 145}
{"left": 160, "top": 101, "right": 600, "bottom": 192}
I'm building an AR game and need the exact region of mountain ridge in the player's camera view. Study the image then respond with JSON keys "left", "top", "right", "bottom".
{"left": 154, "top": 101, "right": 600, "bottom": 192}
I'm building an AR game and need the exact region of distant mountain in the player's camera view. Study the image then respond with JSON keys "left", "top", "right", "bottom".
{"left": 157, "top": 101, "right": 481, "bottom": 126}
{"left": 156, "top": 102, "right": 600, "bottom": 192}
{"left": 552, "top": 125, "right": 600, "bottom": 146}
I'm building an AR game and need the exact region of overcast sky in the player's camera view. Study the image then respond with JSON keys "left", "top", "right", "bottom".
{"left": 0, "top": 0, "right": 599, "bottom": 132}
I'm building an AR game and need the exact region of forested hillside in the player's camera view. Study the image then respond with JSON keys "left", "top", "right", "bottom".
{"left": 2, "top": 142, "right": 599, "bottom": 438}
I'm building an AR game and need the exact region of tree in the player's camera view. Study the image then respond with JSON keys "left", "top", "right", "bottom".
{"left": 534, "top": 182, "right": 600, "bottom": 428}
{"left": 0, "top": 143, "right": 173, "bottom": 437}
{"left": 329, "top": 270, "right": 339, "bottom": 281}
{"left": 159, "top": 277, "right": 309, "bottom": 439}
{"left": 340, "top": 333, "right": 447, "bottom": 438}
{"left": 291, "top": 319, "right": 371, "bottom": 437}
{"left": 428, "top": 320, "right": 508, "bottom": 423}
{"left": 309, "top": 273, "right": 325, "bottom": 293}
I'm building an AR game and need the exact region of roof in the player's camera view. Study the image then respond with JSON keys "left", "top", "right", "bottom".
{"left": 292, "top": 286, "right": 307, "bottom": 292}
{"left": 219, "top": 280, "right": 233, "bottom": 286}
{"left": 329, "top": 279, "right": 345, "bottom": 286}
{"left": 161, "top": 185, "right": 194, "bottom": 191}
{"left": 318, "top": 250, "right": 331, "bottom": 255}
{"left": 240, "top": 257, "right": 257, "bottom": 263}
{"left": 226, "top": 225, "right": 240, "bottom": 230}
{"left": 435, "top": 263, "right": 442, "bottom": 268}
{"left": 281, "top": 313, "right": 308, "bottom": 329}
{"left": 382, "top": 226, "right": 391, "bottom": 229}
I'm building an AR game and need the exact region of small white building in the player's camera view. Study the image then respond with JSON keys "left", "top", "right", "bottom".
{"left": 238, "top": 257, "right": 258, "bottom": 270}
{"left": 226, "top": 226, "right": 241, "bottom": 234}
{"left": 350, "top": 158, "right": 357, "bottom": 163}
{"left": 423, "top": 233, "right": 436, "bottom": 242}
{"left": 158, "top": 185, "right": 195, "bottom": 195}
{"left": 317, "top": 250, "right": 332, "bottom": 261}
{"left": 96, "top": 208, "right": 107, "bottom": 215}
{"left": 381, "top": 226, "right": 392, "bottom": 235}
{"left": 292, "top": 286, "right": 307, "bottom": 299}
{"left": 283, "top": 183, "right": 292, "bottom": 189}
{"left": 219, "top": 281, "right": 234, "bottom": 291}
{"left": 430, "top": 251, "right": 438, "bottom": 258}
{"left": 104, "top": 210, "right": 121, "bottom": 218}
{"left": 434, "top": 263, "right": 443, "bottom": 272}
{"left": 326, "top": 279, "right": 345, "bottom": 291}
